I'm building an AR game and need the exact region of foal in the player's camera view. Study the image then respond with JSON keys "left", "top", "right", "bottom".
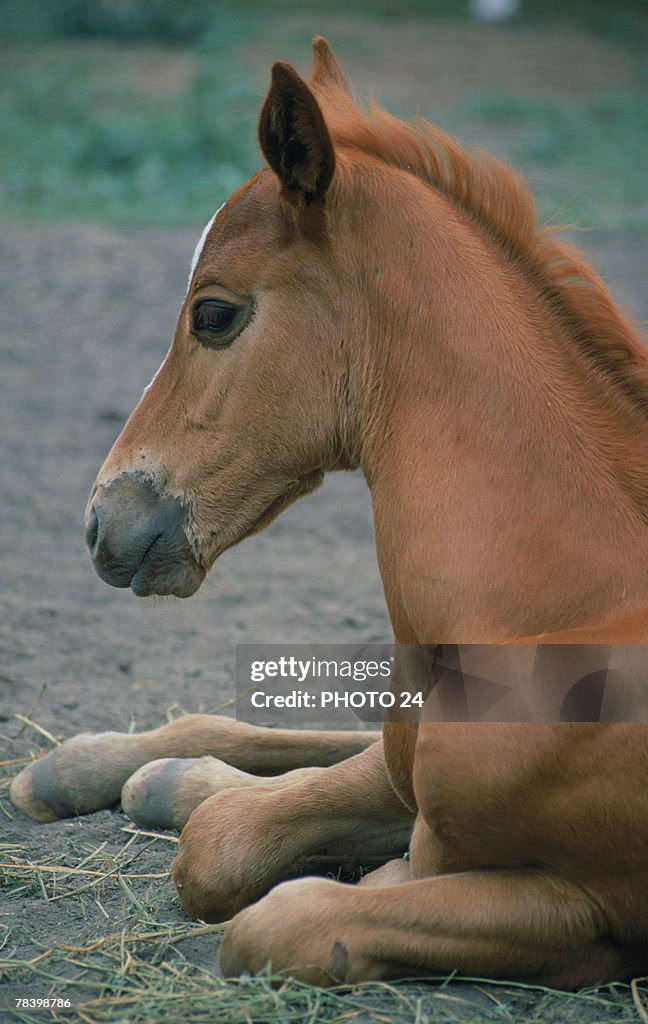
{"left": 12, "top": 39, "right": 648, "bottom": 986}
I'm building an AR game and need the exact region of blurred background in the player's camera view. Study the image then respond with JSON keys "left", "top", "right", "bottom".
{"left": 1, "top": 0, "right": 646, "bottom": 230}
{"left": 0, "top": 0, "right": 646, "bottom": 734}
{"left": 1, "top": 6, "right": 647, "bottom": 1001}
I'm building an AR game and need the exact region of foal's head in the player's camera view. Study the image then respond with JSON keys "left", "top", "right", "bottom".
{"left": 86, "top": 41, "right": 370, "bottom": 598}
{"left": 85, "top": 38, "right": 648, "bottom": 617}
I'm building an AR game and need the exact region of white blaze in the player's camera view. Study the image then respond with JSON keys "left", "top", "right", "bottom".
{"left": 143, "top": 204, "right": 227, "bottom": 397}
{"left": 142, "top": 355, "right": 167, "bottom": 395}
{"left": 186, "top": 202, "right": 226, "bottom": 294}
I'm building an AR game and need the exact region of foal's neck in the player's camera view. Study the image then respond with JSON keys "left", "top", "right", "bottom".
{"left": 356, "top": 186, "right": 648, "bottom": 642}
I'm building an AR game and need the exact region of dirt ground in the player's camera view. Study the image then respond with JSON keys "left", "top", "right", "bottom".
{"left": 1, "top": 14, "right": 647, "bottom": 1023}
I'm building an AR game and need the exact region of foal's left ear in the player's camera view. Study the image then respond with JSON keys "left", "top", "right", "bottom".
{"left": 258, "top": 62, "right": 335, "bottom": 208}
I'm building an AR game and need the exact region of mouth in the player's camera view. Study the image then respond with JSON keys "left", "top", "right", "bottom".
{"left": 87, "top": 470, "right": 323, "bottom": 599}
{"left": 91, "top": 526, "right": 206, "bottom": 599}
{"left": 128, "top": 535, "right": 206, "bottom": 598}
{"left": 86, "top": 473, "right": 206, "bottom": 599}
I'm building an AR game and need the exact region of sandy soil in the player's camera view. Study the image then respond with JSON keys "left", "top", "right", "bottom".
{"left": 1, "top": 15, "right": 647, "bottom": 1019}
{"left": 0, "top": 220, "right": 392, "bottom": 1011}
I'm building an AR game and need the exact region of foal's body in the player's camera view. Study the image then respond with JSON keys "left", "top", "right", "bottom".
{"left": 11, "top": 39, "right": 648, "bottom": 986}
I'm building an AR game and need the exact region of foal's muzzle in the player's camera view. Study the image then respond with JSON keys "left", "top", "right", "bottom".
{"left": 85, "top": 474, "right": 205, "bottom": 598}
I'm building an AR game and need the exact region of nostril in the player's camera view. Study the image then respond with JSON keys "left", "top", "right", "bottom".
{"left": 85, "top": 504, "right": 99, "bottom": 553}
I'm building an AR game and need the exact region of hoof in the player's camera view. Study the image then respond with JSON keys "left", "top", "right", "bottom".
{"left": 9, "top": 732, "right": 146, "bottom": 821}
{"left": 121, "top": 756, "right": 257, "bottom": 831}
{"left": 121, "top": 758, "right": 195, "bottom": 830}
{"left": 10, "top": 759, "right": 64, "bottom": 822}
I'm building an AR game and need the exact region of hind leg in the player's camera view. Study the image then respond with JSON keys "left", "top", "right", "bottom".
{"left": 9, "top": 713, "right": 379, "bottom": 821}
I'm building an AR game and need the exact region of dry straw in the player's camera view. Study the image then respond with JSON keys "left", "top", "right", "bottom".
{"left": 2, "top": 752, "right": 647, "bottom": 1023}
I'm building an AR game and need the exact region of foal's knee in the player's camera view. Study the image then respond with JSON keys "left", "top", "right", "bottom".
{"left": 172, "top": 787, "right": 289, "bottom": 922}
{"left": 172, "top": 796, "right": 237, "bottom": 922}
{"left": 219, "top": 877, "right": 370, "bottom": 986}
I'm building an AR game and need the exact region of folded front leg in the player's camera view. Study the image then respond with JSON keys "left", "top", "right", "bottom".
{"left": 219, "top": 865, "right": 638, "bottom": 988}
{"left": 172, "top": 741, "right": 414, "bottom": 921}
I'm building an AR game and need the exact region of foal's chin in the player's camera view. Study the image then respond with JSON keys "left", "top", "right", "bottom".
{"left": 128, "top": 557, "right": 206, "bottom": 599}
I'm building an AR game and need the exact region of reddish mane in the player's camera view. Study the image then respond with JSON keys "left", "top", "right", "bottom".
{"left": 311, "top": 60, "right": 648, "bottom": 429}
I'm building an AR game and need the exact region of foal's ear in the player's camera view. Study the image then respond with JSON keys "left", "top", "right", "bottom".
{"left": 309, "top": 36, "right": 350, "bottom": 96}
{"left": 258, "top": 62, "right": 335, "bottom": 208}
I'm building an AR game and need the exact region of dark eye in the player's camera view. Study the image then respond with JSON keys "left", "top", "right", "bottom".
{"left": 191, "top": 299, "right": 240, "bottom": 347}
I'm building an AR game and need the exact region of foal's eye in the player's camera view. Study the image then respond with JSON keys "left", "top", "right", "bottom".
{"left": 191, "top": 299, "right": 240, "bottom": 347}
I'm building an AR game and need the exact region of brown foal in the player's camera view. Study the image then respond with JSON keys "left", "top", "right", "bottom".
{"left": 11, "top": 39, "right": 648, "bottom": 987}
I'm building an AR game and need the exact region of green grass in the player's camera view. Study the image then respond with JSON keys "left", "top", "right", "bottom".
{"left": 2, "top": 40, "right": 646, "bottom": 229}
{"left": 1, "top": 0, "right": 647, "bottom": 44}
{"left": 0, "top": 1, "right": 646, "bottom": 228}
{"left": 0, "top": 32, "right": 261, "bottom": 224}
{"left": 0, "top": 0, "right": 272, "bottom": 45}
